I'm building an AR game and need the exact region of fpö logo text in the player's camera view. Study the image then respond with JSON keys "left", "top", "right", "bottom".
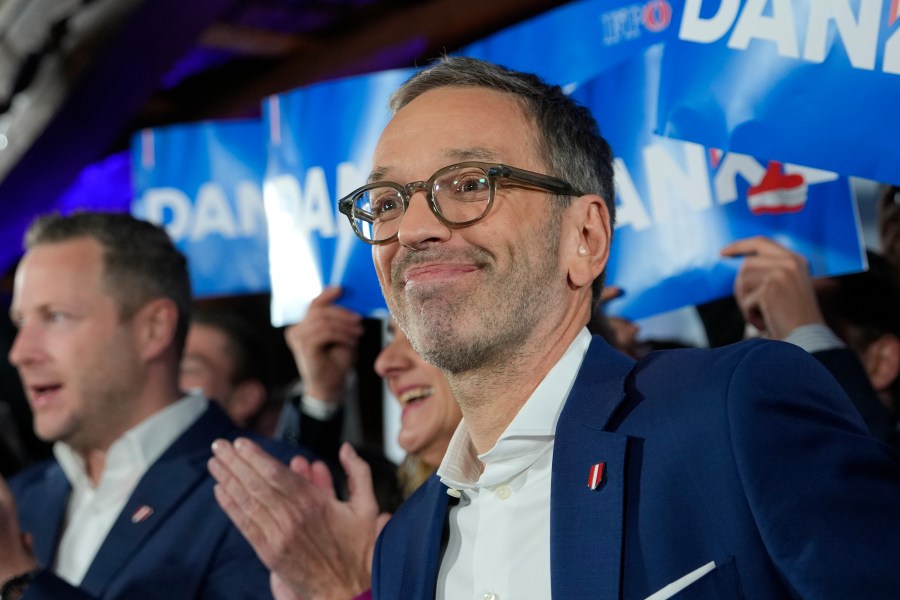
{"left": 601, "top": 0, "right": 674, "bottom": 46}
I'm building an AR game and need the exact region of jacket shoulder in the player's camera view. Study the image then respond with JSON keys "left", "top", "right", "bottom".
{"left": 8, "top": 458, "right": 62, "bottom": 495}
{"left": 630, "top": 339, "right": 840, "bottom": 402}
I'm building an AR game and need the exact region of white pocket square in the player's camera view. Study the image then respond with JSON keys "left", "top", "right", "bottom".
{"left": 644, "top": 561, "right": 717, "bottom": 600}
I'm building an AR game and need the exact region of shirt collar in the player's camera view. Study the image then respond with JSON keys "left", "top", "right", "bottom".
{"left": 438, "top": 328, "right": 592, "bottom": 489}
{"left": 55, "top": 391, "right": 208, "bottom": 490}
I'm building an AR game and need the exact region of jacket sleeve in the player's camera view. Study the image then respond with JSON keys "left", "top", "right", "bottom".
{"left": 727, "top": 341, "right": 900, "bottom": 598}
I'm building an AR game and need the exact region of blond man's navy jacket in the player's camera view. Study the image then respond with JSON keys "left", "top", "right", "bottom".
{"left": 10, "top": 403, "right": 310, "bottom": 600}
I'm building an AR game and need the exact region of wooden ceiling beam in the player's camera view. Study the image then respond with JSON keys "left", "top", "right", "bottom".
{"left": 199, "top": 23, "right": 310, "bottom": 57}
{"left": 206, "top": 0, "right": 568, "bottom": 116}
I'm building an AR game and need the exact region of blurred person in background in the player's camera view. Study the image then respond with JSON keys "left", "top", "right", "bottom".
{"left": 816, "top": 254, "right": 900, "bottom": 424}
{"left": 181, "top": 306, "right": 276, "bottom": 434}
{"left": 0, "top": 212, "right": 304, "bottom": 600}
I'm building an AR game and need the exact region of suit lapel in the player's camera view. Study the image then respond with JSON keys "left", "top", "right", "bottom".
{"left": 408, "top": 477, "right": 451, "bottom": 598}
{"left": 551, "top": 337, "right": 635, "bottom": 599}
{"left": 79, "top": 405, "right": 236, "bottom": 596}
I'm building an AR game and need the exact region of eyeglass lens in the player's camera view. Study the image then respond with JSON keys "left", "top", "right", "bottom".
{"left": 352, "top": 164, "right": 492, "bottom": 242}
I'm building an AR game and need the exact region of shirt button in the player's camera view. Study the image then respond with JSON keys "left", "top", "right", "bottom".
{"left": 482, "top": 593, "right": 499, "bottom": 600}
{"left": 495, "top": 485, "right": 511, "bottom": 500}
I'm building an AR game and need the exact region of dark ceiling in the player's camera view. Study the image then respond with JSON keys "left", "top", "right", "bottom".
{"left": 0, "top": 0, "right": 569, "bottom": 218}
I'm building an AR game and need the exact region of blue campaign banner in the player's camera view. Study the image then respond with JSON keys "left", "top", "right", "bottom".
{"left": 263, "top": 1, "right": 685, "bottom": 325}
{"left": 657, "top": 0, "right": 900, "bottom": 185}
{"left": 263, "top": 0, "right": 861, "bottom": 323}
{"left": 574, "top": 44, "right": 866, "bottom": 320}
{"left": 264, "top": 68, "right": 415, "bottom": 326}
{"left": 462, "top": 0, "right": 683, "bottom": 86}
{"left": 131, "top": 119, "right": 270, "bottom": 298}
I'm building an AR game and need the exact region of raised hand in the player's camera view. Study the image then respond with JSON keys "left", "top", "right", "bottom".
{"left": 284, "top": 287, "right": 364, "bottom": 406}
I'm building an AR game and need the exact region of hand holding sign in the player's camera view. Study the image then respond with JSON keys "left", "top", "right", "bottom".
{"left": 721, "top": 236, "right": 826, "bottom": 339}
{"left": 284, "top": 287, "right": 364, "bottom": 406}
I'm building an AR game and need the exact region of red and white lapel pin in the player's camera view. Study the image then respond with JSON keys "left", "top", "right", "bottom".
{"left": 131, "top": 505, "right": 154, "bottom": 524}
{"left": 588, "top": 462, "right": 606, "bottom": 490}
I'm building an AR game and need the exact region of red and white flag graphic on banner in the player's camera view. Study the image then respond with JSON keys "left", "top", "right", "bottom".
{"left": 747, "top": 161, "right": 808, "bottom": 216}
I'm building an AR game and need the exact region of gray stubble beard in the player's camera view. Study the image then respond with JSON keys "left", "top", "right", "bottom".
{"left": 391, "top": 215, "right": 564, "bottom": 378}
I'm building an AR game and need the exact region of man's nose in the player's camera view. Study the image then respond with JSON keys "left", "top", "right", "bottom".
{"left": 8, "top": 324, "right": 41, "bottom": 368}
{"left": 396, "top": 190, "right": 451, "bottom": 247}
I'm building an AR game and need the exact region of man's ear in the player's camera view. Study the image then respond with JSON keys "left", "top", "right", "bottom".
{"left": 133, "top": 298, "right": 179, "bottom": 362}
{"left": 861, "top": 334, "right": 900, "bottom": 394}
{"left": 565, "top": 194, "right": 612, "bottom": 291}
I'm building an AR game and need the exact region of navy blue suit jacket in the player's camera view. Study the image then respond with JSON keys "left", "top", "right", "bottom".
{"left": 10, "top": 403, "right": 307, "bottom": 600}
{"left": 373, "top": 337, "right": 900, "bottom": 599}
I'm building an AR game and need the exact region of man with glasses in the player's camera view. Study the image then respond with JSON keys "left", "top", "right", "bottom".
{"left": 212, "top": 57, "right": 900, "bottom": 599}
{"left": 358, "top": 56, "right": 900, "bottom": 598}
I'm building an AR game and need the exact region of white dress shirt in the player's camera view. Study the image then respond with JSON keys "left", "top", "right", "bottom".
{"left": 436, "top": 329, "right": 592, "bottom": 600}
{"left": 53, "top": 392, "right": 208, "bottom": 585}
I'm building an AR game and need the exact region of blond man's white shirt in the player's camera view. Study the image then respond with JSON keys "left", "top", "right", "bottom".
{"left": 53, "top": 392, "right": 208, "bottom": 585}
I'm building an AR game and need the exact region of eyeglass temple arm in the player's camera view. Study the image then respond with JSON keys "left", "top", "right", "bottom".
{"left": 492, "top": 165, "right": 584, "bottom": 196}
{"left": 339, "top": 198, "right": 376, "bottom": 224}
